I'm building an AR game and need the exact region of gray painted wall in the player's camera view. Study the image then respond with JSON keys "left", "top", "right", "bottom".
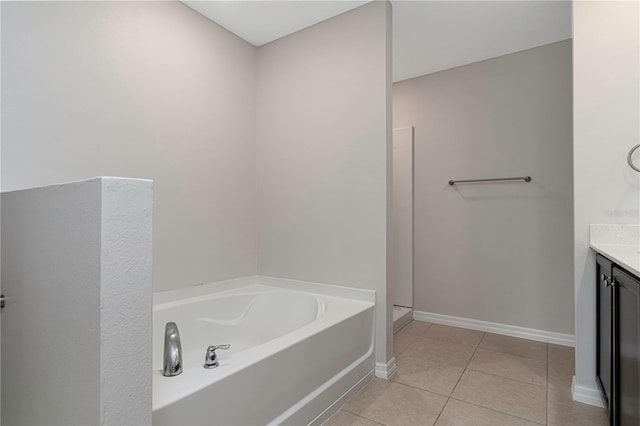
{"left": 573, "top": 1, "right": 639, "bottom": 397}
{"left": 1, "top": 1, "right": 257, "bottom": 292}
{"left": 1, "top": 177, "right": 152, "bottom": 425}
{"left": 2, "top": 0, "right": 395, "bottom": 366}
{"left": 2, "top": 180, "right": 101, "bottom": 425}
{"left": 256, "top": 1, "right": 394, "bottom": 365}
{"left": 393, "top": 40, "right": 574, "bottom": 334}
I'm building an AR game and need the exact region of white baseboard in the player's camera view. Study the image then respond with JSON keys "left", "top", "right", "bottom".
{"left": 375, "top": 357, "right": 397, "bottom": 380}
{"left": 413, "top": 310, "right": 575, "bottom": 347}
{"left": 310, "top": 369, "right": 374, "bottom": 426}
{"left": 393, "top": 308, "right": 413, "bottom": 333}
{"left": 572, "top": 376, "right": 605, "bottom": 408}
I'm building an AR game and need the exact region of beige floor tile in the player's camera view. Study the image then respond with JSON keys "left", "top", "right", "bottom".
{"left": 479, "top": 333, "right": 547, "bottom": 361}
{"left": 452, "top": 370, "right": 546, "bottom": 424}
{"left": 436, "top": 399, "right": 541, "bottom": 426}
{"left": 398, "top": 320, "right": 433, "bottom": 335}
{"left": 547, "top": 359, "right": 574, "bottom": 400}
{"left": 393, "top": 331, "right": 416, "bottom": 357}
{"left": 324, "top": 410, "right": 383, "bottom": 426}
{"left": 467, "top": 348, "right": 547, "bottom": 386}
{"left": 392, "top": 353, "right": 466, "bottom": 396}
{"left": 394, "top": 321, "right": 434, "bottom": 356}
{"left": 402, "top": 337, "right": 477, "bottom": 367}
{"left": 424, "top": 324, "right": 484, "bottom": 347}
{"left": 548, "top": 344, "right": 575, "bottom": 366}
{"left": 343, "top": 378, "right": 448, "bottom": 426}
{"left": 546, "top": 360, "right": 609, "bottom": 425}
{"left": 547, "top": 399, "right": 609, "bottom": 426}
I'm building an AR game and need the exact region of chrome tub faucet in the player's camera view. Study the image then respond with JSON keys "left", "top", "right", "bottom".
{"left": 163, "top": 322, "right": 183, "bottom": 377}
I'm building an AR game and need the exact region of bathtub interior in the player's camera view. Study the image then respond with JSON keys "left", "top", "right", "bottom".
{"left": 152, "top": 279, "right": 375, "bottom": 425}
{"left": 152, "top": 288, "right": 324, "bottom": 371}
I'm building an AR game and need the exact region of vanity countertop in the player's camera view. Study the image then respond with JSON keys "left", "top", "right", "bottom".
{"left": 590, "top": 224, "right": 640, "bottom": 277}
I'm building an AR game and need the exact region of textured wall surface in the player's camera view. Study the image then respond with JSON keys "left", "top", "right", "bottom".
{"left": 100, "top": 177, "right": 153, "bottom": 424}
{"left": 1, "top": 177, "right": 152, "bottom": 425}
{"left": 2, "top": 179, "right": 102, "bottom": 425}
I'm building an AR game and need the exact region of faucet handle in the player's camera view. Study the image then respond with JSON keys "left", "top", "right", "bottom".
{"left": 204, "top": 344, "right": 230, "bottom": 369}
{"left": 211, "top": 344, "right": 230, "bottom": 350}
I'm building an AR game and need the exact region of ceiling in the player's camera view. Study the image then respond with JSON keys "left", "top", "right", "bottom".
{"left": 183, "top": 1, "right": 572, "bottom": 82}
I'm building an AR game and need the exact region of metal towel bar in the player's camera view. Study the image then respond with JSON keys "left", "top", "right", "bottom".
{"left": 448, "top": 176, "right": 532, "bottom": 186}
{"left": 627, "top": 144, "right": 640, "bottom": 172}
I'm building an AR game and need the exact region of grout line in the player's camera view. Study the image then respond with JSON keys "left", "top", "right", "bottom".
{"left": 394, "top": 336, "right": 421, "bottom": 358}
{"left": 547, "top": 358, "right": 576, "bottom": 367}
{"left": 463, "top": 368, "right": 547, "bottom": 389}
{"left": 546, "top": 343, "right": 549, "bottom": 425}
{"left": 420, "top": 320, "right": 435, "bottom": 336}
{"left": 447, "top": 396, "right": 546, "bottom": 426}
{"left": 392, "top": 333, "right": 561, "bottom": 426}
{"left": 414, "top": 335, "right": 484, "bottom": 350}
{"left": 339, "top": 409, "right": 386, "bottom": 426}
{"left": 397, "top": 320, "right": 434, "bottom": 338}
{"left": 448, "top": 335, "right": 545, "bottom": 425}
{"left": 393, "top": 323, "right": 436, "bottom": 358}
{"left": 478, "top": 331, "right": 489, "bottom": 346}
{"left": 432, "top": 397, "right": 450, "bottom": 426}
{"left": 388, "top": 377, "right": 453, "bottom": 399}
{"left": 474, "top": 346, "right": 549, "bottom": 363}
{"left": 477, "top": 335, "right": 551, "bottom": 363}
{"left": 450, "top": 332, "right": 485, "bottom": 395}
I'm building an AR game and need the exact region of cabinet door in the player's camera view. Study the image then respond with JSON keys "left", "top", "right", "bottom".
{"left": 597, "top": 254, "right": 614, "bottom": 413}
{"left": 613, "top": 266, "right": 640, "bottom": 426}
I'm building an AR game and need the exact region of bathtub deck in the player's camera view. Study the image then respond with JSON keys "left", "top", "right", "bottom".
{"left": 153, "top": 278, "right": 375, "bottom": 426}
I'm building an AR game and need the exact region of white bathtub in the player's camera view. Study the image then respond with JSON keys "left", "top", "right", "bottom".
{"left": 152, "top": 276, "right": 375, "bottom": 425}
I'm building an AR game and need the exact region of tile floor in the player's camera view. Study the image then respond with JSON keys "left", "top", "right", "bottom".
{"left": 325, "top": 321, "right": 609, "bottom": 426}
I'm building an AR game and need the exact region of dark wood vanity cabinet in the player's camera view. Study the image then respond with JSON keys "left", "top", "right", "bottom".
{"left": 613, "top": 266, "right": 640, "bottom": 425}
{"left": 597, "top": 254, "right": 614, "bottom": 412}
{"left": 596, "top": 254, "right": 640, "bottom": 426}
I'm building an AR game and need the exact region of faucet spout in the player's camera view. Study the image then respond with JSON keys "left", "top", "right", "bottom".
{"left": 163, "top": 322, "right": 183, "bottom": 377}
